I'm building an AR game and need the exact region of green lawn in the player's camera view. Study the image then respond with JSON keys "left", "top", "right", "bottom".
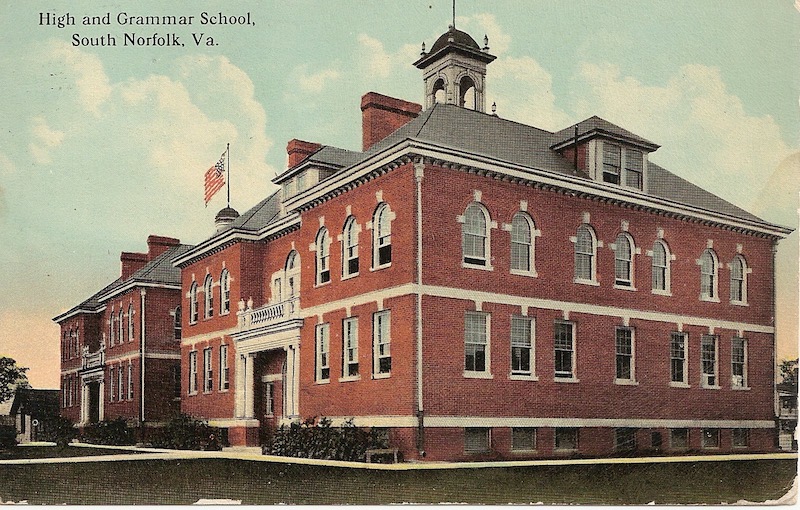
{"left": 0, "top": 445, "right": 144, "bottom": 461}
{"left": 0, "top": 458, "right": 794, "bottom": 504}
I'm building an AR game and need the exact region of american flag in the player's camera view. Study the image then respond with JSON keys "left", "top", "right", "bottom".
{"left": 204, "top": 152, "right": 226, "bottom": 206}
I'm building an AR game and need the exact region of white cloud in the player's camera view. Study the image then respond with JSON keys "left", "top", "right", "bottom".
{"left": 28, "top": 116, "right": 64, "bottom": 165}
{"left": 457, "top": 13, "right": 510, "bottom": 55}
{"left": 0, "top": 152, "right": 14, "bottom": 177}
{"left": 297, "top": 67, "right": 341, "bottom": 94}
{"left": 356, "top": 34, "right": 419, "bottom": 88}
{"left": 47, "top": 40, "right": 111, "bottom": 116}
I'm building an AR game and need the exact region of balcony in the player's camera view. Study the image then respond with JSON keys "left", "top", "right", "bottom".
{"left": 81, "top": 341, "right": 105, "bottom": 371}
{"left": 237, "top": 298, "right": 299, "bottom": 330}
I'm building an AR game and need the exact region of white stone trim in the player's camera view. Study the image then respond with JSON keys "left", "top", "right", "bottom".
{"left": 421, "top": 417, "right": 775, "bottom": 429}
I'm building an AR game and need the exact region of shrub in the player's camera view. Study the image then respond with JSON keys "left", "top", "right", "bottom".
{"left": 0, "top": 424, "right": 17, "bottom": 449}
{"left": 82, "top": 417, "right": 136, "bottom": 446}
{"left": 150, "top": 414, "right": 223, "bottom": 451}
{"left": 39, "top": 416, "right": 77, "bottom": 448}
{"left": 266, "top": 417, "right": 379, "bottom": 462}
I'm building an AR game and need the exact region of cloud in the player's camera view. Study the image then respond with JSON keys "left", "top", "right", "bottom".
{"left": 0, "top": 152, "right": 15, "bottom": 177}
{"left": 28, "top": 116, "right": 65, "bottom": 165}
{"left": 296, "top": 67, "right": 341, "bottom": 94}
{"left": 47, "top": 40, "right": 111, "bottom": 116}
{"left": 356, "top": 34, "right": 419, "bottom": 93}
{"left": 456, "top": 13, "right": 510, "bottom": 55}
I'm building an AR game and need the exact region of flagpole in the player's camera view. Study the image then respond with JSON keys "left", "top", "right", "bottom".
{"left": 226, "top": 142, "right": 231, "bottom": 208}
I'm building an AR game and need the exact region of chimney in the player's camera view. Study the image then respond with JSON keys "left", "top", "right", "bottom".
{"left": 361, "top": 92, "right": 422, "bottom": 151}
{"left": 120, "top": 252, "right": 148, "bottom": 280}
{"left": 287, "top": 139, "right": 322, "bottom": 168}
{"left": 146, "top": 235, "right": 180, "bottom": 261}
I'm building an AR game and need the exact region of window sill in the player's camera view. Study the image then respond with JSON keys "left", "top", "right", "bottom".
{"left": 701, "top": 385, "right": 721, "bottom": 390}
{"left": 203, "top": 390, "right": 213, "bottom": 395}
{"left": 574, "top": 278, "right": 600, "bottom": 286}
{"left": 372, "top": 373, "right": 391, "bottom": 380}
{"left": 462, "top": 262, "right": 494, "bottom": 271}
{"left": 669, "top": 381, "right": 690, "bottom": 388}
{"left": 339, "top": 375, "right": 361, "bottom": 383}
{"left": 510, "top": 269, "right": 538, "bottom": 278}
{"left": 463, "top": 371, "right": 493, "bottom": 379}
{"left": 651, "top": 289, "right": 672, "bottom": 297}
{"left": 731, "top": 300, "right": 749, "bottom": 307}
{"left": 220, "top": 311, "right": 230, "bottom": 316}
{"left": 614, "top": 379, "right": 639, "bottom": 386}
{"left": 341, "top": 273, "right": 359, "bottom": 281}
{"left": 509, "top": 374, "right": 538, "bottom": 381}
{"left": 218, "top": 388, "right": 229, "bottom": 393}
{"left": 314, "top": 281, "right": 331, "bottom": 289}
{"left": 554, "top": 448, "right": 578, "bottom": 453}
{"left": 370, "top": 263, "right": 391, "bottom": 272}
{"left": 188, "top": 391, "right": 198, "bottom": 396}
{"left": 699, "top": 296, "right": 721, "bottom": 303}
{"left": 731, "top": 386, "right": 751, "bottom": 391}
{"left": 315, "top": 379, "right": 331, "bottom": 385}
{"left": 511, "top": 449, "right": 538, "bottom": 454}
{"left": 613, "top": 284, "right": 637, "bottom": 291}
{"left": 554, "top": 377, "right": 580, "bottom": 383}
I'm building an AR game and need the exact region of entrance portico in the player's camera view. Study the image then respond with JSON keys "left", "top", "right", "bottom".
{"left": 79, "top": 341, "right": 106, "bottom": 425}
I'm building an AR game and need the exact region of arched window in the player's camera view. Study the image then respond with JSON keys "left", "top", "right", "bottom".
{"left": 510, "top": 212, "right": 534, "bottom": 273}
{"left": 174, "top": 306, "right": 182, "bottom": 340}
{"left": 316, "top": 228, "right": 331, "bottom": 285}
{"left": 652, "top": 240, "right": 671, "bottom": 293}
{"left": 220, "top": 269, "right": 230, "bottom": 315}
{"left": 433, "top": 78, "right": 446, "bottom": 104}
{"left": 118, "top": 309, "right": 124, "bottom": 343}
{"left": 342, "top": 217, "right": 359, "bottom": 277}
{"left": 730, "top": 255, "right": 747, "bottom": 303}
{"left": 286, "top": 250, "right": 300, "bottom": 301}
{"left": 109, "top": 310, "right": 115, "bottom": 346}
{"left": 203, "top": 275, "right": 214, "bottom": 318}
{"left": 189, "top": 282, "right": 198, "bottom": 324}
{"left": 373, "top": 203, "right": 392, "bottom": 267}
{"left": 462, "top": 203, "right": 489, "bottom": 266}
{"left": 700, "top": 249, "right": 718, "bottom": 300}
{"left": 574, "top": 225, "right": 596, "bottom": 282}
{"left": 459, "top": 75, "right": 476, "bottom": 109}
{"left": 614, "top": 233, "right": 634, "bottom": 287}
{"left": 127, "top": 304, "right": 134, "bottom": 342}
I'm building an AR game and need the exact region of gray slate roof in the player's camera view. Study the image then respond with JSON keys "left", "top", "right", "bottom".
{"left": 10, "top": 388, "right": 60, "bottom": 418}
{"left": 197, "top": 102, "right": 772, "bottom": 244}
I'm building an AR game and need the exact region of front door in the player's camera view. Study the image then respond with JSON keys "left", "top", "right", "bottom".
{"left": 88, "top": 382, "right": 100, "bottom": 423}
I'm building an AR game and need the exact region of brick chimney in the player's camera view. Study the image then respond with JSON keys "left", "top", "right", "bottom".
{"left": 146, "top": 235, "right": 180, "bottom": 261}
{"left": 287, "top": 139, "right": 322, "bottom": 168}
{"left": 361, "top": 92, "right": 422, "bottom": 151}
{"left": 120, "top": 252, "right": 148, "bottom": 280}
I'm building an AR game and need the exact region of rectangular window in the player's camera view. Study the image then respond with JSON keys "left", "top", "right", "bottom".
{"left": 512, "top": 427, "right": 536, "bottom": 451}
{"left": 127, "top": 363, "right": 134, "bottom": 400}
{"left": 188, "top": 351, "right": 198, "bottom": 394}
{"left": 343, "top": 318, "right": 359, "bottom": 378}
{"left": 615, "top": 327, "right": 634, "bottom": 381}
{"left": 296, "top": 171, "right": 306, "bottom": 192}
{"left": 731, "top": 337, "right": 747, "bottom": 388}
{"left": 670, "top": 332, "right": 688, "bottom": 384}
{"left": 555, "top": 427, "right": 578, "bottom": 451}
{"left": 464, "top": 312, "right": 489, "bottom": 373}
{"left": 316, "top": 323, "right": 330, "bottom": 382}
{"left": 109, "top": 366, "right": 115, "bottom": 402}
{"left": 554, "top": 321, "right": 575, "bottom": 379}
{"left": 701, "top": 335, "right": 718, "bottom": 387}
{"left": 615, "top": 428, "right": 637, "bottom": 453}
{"left": 511, "top": 316, "right": 534, "bottom": 376}
{"left": 602, "top": 144, "right": 621, "bottom": 184}
{"left": 264, "top": 382, "right": 274, "bottom": 416}
{"left": 118, "top": 364, "right": 124, "bottom": 401}
{"left": 373, "top": 311, "right": 391, "bottom": 376}
{"left": 219, "top": 344, "right": 229, "bottom": 390}
{"left": 464, "top": 428, "right": 490, "bottom": 453}
{"left": 624, "top": 148, "right": 643, "bottom": 189}
{"left": 732, "top": 428, "right": 749, "bottom": 448}
{"left": 670, "top": 428, "right": 689, "bottom": 449}
{"left": 203, "top": 348, "right": 213, "bottom": 392}
{"left": 701, "top": 428, "right": 720, "bottom": 448}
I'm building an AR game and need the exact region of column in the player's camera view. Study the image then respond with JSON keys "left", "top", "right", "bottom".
{"left": 80, "top": 382, "right": 88, "bottom": 425}
{"left": 291, "top": 344, "right": 300, "bottom": 417}
{"left": 98, "top": 380, "right": 105, "bottom": 421}
{"left": 234, "top": 354, "right": 246, "bottom": 418}
{"left": 244, "top": 354, "right": 255, "bottom": 419}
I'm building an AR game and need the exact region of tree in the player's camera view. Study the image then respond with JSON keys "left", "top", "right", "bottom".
{"left": 779, "top": 358, "right": 798, "bottom": 390}
{"left": 0, "top": 357, "right": 29, "bottom": 404}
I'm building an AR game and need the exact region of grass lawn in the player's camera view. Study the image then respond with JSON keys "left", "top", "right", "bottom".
{"left": 0, "top": 458, "right": 795, "bottom": 504}
{"left": 0, "top": 445, "right": 145, "bottom": 461}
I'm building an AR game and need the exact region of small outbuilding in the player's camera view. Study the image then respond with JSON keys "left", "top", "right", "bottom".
{"left": 10, "top": 388, "right": 60, "bottom": 443}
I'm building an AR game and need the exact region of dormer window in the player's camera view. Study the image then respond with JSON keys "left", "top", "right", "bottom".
{"left": 601, "top": 143, "right": 644, "bottom": 191}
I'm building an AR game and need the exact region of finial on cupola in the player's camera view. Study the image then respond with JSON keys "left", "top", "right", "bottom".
{"left": 483, "top": 34, "right": 490, "bottom": 52}
{"left": 420, "top": 41, "right": 426, "bottom": 56}
{"left": 491, "top": 102, "right": 497, "bottom": 115}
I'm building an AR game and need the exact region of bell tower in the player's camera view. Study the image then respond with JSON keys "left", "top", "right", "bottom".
{"left": 413, "top": 25, "right": 496, "bottom": 112}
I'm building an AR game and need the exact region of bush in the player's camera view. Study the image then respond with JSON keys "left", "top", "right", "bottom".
{"left": 39, "top": 416, "right": 77, "bottom": 447}
{"left": 0, "top": 424, "right": 17, "bottom": 449}
{"left": 267, "top": 417, "right": 379, "bottom": 462}
{"left": 150, "top": 414, "right": 223, "bottom": 451}
{"left": 82, "top": 417, "right": 136, "bottom": 446}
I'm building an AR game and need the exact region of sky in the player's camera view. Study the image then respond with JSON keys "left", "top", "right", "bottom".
{"left": 0, "top": 0, "right": 798, "bottom": 389}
